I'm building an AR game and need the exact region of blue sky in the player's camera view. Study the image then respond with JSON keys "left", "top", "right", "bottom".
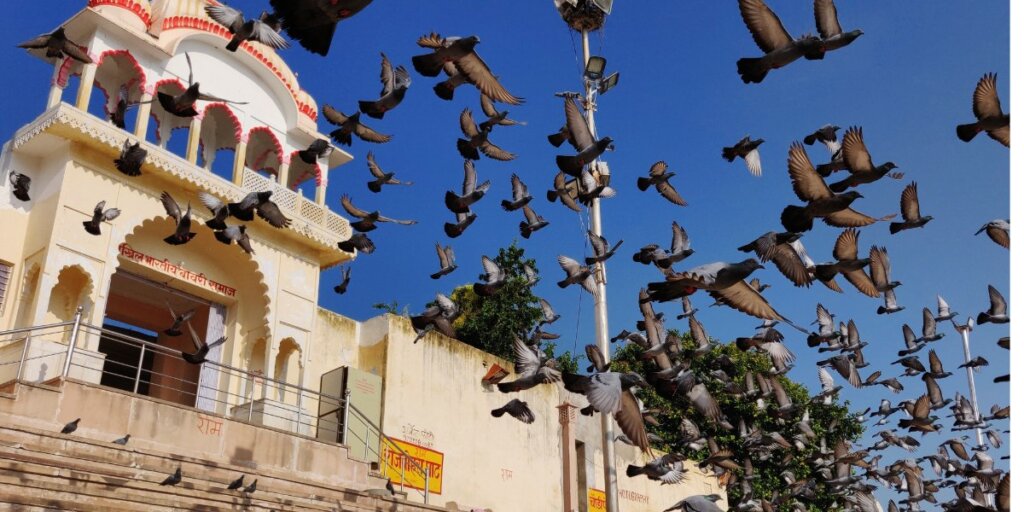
{"left": 0, "top": 0, "right": 1010, "bottom": 505}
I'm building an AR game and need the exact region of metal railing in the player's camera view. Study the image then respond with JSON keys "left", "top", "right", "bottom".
{"left": 0, "top": 307, "right": 429, "bottom": 504}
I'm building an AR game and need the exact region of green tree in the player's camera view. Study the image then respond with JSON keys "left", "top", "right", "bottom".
{"left": 611, "top": 331, "right": 863, "bottom": 512}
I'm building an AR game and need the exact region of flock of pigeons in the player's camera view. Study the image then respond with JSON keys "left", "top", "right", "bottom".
{"left": 7, "top": 1, "right": 1011, "bottom": 511}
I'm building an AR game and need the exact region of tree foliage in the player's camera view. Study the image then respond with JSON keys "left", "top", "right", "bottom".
{"left": 611, "top": 331, "right": 863, "bottom": 512}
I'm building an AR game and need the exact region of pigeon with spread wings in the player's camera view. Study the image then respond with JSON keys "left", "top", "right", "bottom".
{"left": 267, "top": 0, "right": 374, "bottom": 56}
{"left": 735, "top": 0, "right": 825, "bottom": 84}
{"left": 957, "top": 73, "right": 1009, "bottom": 147}
{"left": 358, "top": 53, "right": 411, "bottom": 120}
{"left": 554, "top": 96, "right": 613, "bottom": 177}
{"left": 412, "top": 33, "right": 523, "bottom": 106}
{"left": 205, "top": 5, "right": 289, "bottom": 52}
{"left": 18, "top": 27, "right": 92, "bottom": 63}
{"left": 366, "top": 152, "right": 412, "bottom": 193}
{"left": 456, "top": 108, "right": 515, "bottom": 161}
{"left": 322, "top": 105, "right": 391, "bottom": 146}
{"left": 340, "top": 195, "right": 416, "bottom": 232}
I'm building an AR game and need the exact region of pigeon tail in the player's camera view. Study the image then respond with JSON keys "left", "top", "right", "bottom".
{"left": 433, "top": 81, "right": 456, "bottom": 101}
{"left": 829, "top": 178, "right": 853, "bottom": 193}
{"left": 444, "top": 222, "right": 463, "bottom": 238}
{"left": 444, "top": 191, "right": 470, "bottom": 214}
{"left": 213, "top": 231, "right": 234, "bottom": 245}
{"left": 977, "top": 313, "right": 992, "bottom": 324}
{"left": 889, "top": 222, "right": 906, "bottom": 235}
{"left": 330, "top": 129, "right": 353, "bottom": 147}
{"left": 637, "top": 176, "right": 652, "bottom": 191}
{"left": 490, "top": 407, "right": 507, "bottom": 418}
{"left": 721, "top": 147, "right": 738, "bottom": 162}
{"left": 737, "top": 57, "right": 770, "bottom": 84}
{"left": 225, "top": 36, "right": 243, "bottom": 52}
{"left": 519, "top": 222, "right": 533, "bottom": 239}
{"left": 157, "top": 92, "right": 198, "bottom": 118}
{"left": 496, "top": 381, "right": 520, "bottom": 393}
{"left": 163, "top": 233, "right": 196, "bottom": 246}
{"left": 956, "top": 123, "right": 981, "bottom": 143}
{"left": 555, "top": 155, "right": 586, "bottom": 176}
{"left": 457, "top": 139, "right": 480, "bottom": 160}
{"left": 802, "top": 133, "right": 818, "bottom": 146}
{"left": 83, "top": 221, "right": 101, "bottom": 236}
{"left": 205, "top": 218, "right": 228, "bottom": 231}
{"left": 781, "top": 205, "right": 813, "bottom": 233}
{"left": 547, "top": 131, "right": 567, "bottom": 148}
{"left": 626, "top": 465, "right": 645, "bottom": 478}
{"left": 411, "top": 53, "right": 444, "bottom": 77}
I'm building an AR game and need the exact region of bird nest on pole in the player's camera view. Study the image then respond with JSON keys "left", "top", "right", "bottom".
{"left": 559, "top": 1, "right": 607, "bottom": 33}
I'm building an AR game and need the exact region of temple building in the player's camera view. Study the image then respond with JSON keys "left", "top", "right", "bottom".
{"left": 0, "top": 1, "right": 723, "bottom": 510}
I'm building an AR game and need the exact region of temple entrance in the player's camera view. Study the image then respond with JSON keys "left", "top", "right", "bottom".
{"left": 100, "top": 271, "right": 225, "bottom": 409}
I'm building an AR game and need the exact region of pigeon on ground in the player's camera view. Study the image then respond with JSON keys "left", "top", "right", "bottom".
{"left": 114, "top": 139, "right": 147, "bottom": 176}
{"left": 366, "top": 152, "right": 412, "bottom": 193}
{"left": 183, "top": 322, "right": 227, "bottom": 365}
{"left": 496, "top": 337, "right": 561, "bottom": 393}
{"left": 227, "top": 475, "right": 245, "bottom": 490}
{"left": 163, "top": 303, "right": 195, "bottom": 337}
{"left": 205, "top": 5, "right": 289, "bottom": 52}
{"left": 501, "top": 174, "right": 532, "bottom": 211}
{"left": 890, "top": 182, "right": 932, "bottom": 234}
{"left": 160, "top": 192, "right": 196, "bottom": 245}
{"left": 956, "top": 73, "right": 1009, "bottom": 147}
{"left": 444, "top": 211, "right": 477, "bottom": 239}
{"left": 780, "top": 143, "right": 886, "bottom": 233}
{"left": 828, "top": 127, "right": 900, "bottom": 192}
{"left": 159, "top": 467, "right": 182, "bottom": 486}
{"left": 804, "top": 124, "right": 841, "bottom": 155}
{"left": 297, "top": 139, "right": 332, "bottom": 165}
{"left": 735, "top": 0, "right": 825, "bottom": 84}
{"left": 82, "top": 201, "right": 121, "bottom": 236}
{"left": 430, "top": 244, "right": 457, "bottom": 279}
{"left": 18, "top": 27, "right": 92, "bottom": 63}
{"left": 267, "top": 0, "right": 374, "bottom": 56}
{"left": 557, "top": 256, "right": 597, "bottom": 294}
{"left": 149, "top": 53, "right": 247, "bottom": 117}
{"left": 456, "top": 109, "right": 515, "bottom": 161}
{"left": 473, "top": 256, "right": 506, "bottom": 297}
{"left": 519, "top": 205, "right": 549, "bottom": 239}
{"left": 112, "top": 434, "right": 130, "bottom": 445}
{"left": 445, "top": 160, "right": 490, "bottom": 214}
{"left": 975, "top": 219, "right": 1009, "bottom": 249}
{"left": 722, "top": 136, "right": 764, "bottom": 176}
{"left": 242, "top": 479, "right": 257, "bottom": 494}
{"left": 480, "top": 93, "right": 525, "bottom": 127}
{"left": 585, "top": 230, "right": 623, "bottom": 265}
{"left": 637, "top": 161, "right": 687, "bottom": 205}
{"left": 322, "top": 105, "right": 391, "bottom": 146}
{"left": 358, "top": 53, "right": 410, "bottom": 120}
{"left": 8, "top": 172, "right": 31, "bottom": 202}
{"left": 562, "top": 371, "right": 651, "bottom": 454}
{"left": 338, "top": 233, "right": 375, "bottom": 254}
{"left": 491, "top": 399, "right": 535, "bottom": 424}
{"left": 214, "top": 225, "right": 254, "bottom": 254}
{"left": 333, "top": 267, "right": 351, "bottom": 295}
{"left": 60, "top": 418, "right": 80, "bottom": 434}
{"left": 814, "top": 0, "right": 864, "bottom": 53}
{"left": 341, "top": 195, "right": 416, "bottom": 232}
{"left": 554, "top": 97, "right": 613, "bottom": 176}
{"left": 412, "top": 34, "right": 522, "bottom": 105}
{"left": 977, "top": 285, "right": 1008, "bottom": 324}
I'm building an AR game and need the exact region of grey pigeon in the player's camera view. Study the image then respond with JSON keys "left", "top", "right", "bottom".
{"left": 444, "top": 211, "right": 477, "bottom": 239}
{"left": 663, "top": 494, "right": 723, "bottom": 512}
{"left": 18, "top": 27, "right": 92, "bottom": 63}
{"left": 456, "top": 108, "right": 515, "bottom": 161}
{"left": 205, "top": 6, "right": 289, "bottom": 52}
{"left": 738, "top": 231, "right": 810, "bottom": 288}
{"left": 919, "top": 308, "right": 944, "bottom": 342}
{"left": 496, "top": 336, "right": 561, "bottom": 393}
{"left": 446, "top": 160, "right": 490, "bottom": 214}
{"left": 60, "top": 418, "right": 80, "bottom": 434}
{"left": 82, "top": 201, "right": 121, "bottom": 236}
{"left": 410, "top": 293, "right": 459, "bottom": 342}
{"left": 430, "top": 244, "right": 457, "bottom": 279}
{"left": 557, "top": 255, "right": 597, "bottom": 295}
{"left": 480, "top": 93, "right": 525, "bottom": 127}
{"left": 223, "top": 190, "right": 291, "bottom": 228}
{"left": 366, "top": 152, "right": 412, "bottom": 193}
{"left": 814, "top": 0, "right": 864, "bottom": 53}
{"left": 585, "top": 230, "right": 623, "bottom": 265}
{"left": 112, "top": 434, "right": 130, "bottom": 445}
{"left": 297, "top": 139, "right": 332, "bottom": 165}
{"left": 634, "top": 221, "right": 693, "bottom": 271}
{"left": 546, "top": 172, "right": 582, "bottom": 213}
{"left": 889, "top": 182, "right": 932, "bottom": 234}
{"left": 159, "top": 467, "right": 182, "bottom": 486}
{"left": 956, "top": 73, "right": 1009, "bottom": 147}
{"left": 267, "top": 0, "right": 374, "bottom": 56}
{"left": 333, "top": 267, "right": 351, "bottom": 295}
{"left": 338, "top": 233, "right": 375, "bottom": 254}
{"left": 555, "top": 97, "right": 613, "bottom": 176}
{"left": 163, "top": 302, "right": 195, "bottom": 337}
{"left": 197, "top": 192, "right": 230, "bottom": 230}
{"left": 780, "top": 143, "right": 887, "bottom": 233}
{"left": 637, "top": 161, "right": 687, "bottom": 205}
{"left": 722, "top": 136, "right": 764, "bottom": 176}
{"left": 736, "top": 0, "right": 825, "bottom": 84}
{"left": 975, "top": 219, "right": 1009, "bottom": 249}
{"left": 147, "top": 53, "right": 248, "bottom": 118}
{"left": 827, "top": 229, "right": 877, "bottom": 298}
{"left": 183, "top": 322, "right": 227, "bottom": 365}
{"left": 358, "top": 53, "right": 411, "bottom": 120}
{"left": 626, "top": 453, "right": 688, "bottom": 484}
{"left": 8, "top": 172, "right": 31, "bottom": 202}
{"left": 539, "top": 299, "right": 559, "bottom": 325}
{"left": 114, "top": 139, "right": 147, "bottom": 176}
{"left": 473, "top": 256, "right": 506, "bottom": 297}
{"left": 518, "top": 205, "right": 549, "bottom": 239}
{"left": 935, "top": 295, "right": 958, "bottom": 322}
{"left": 322, "top": 105, "right": 391, "bottom": 146}
{"left": 413, "top": 34, "right": 523, "bottom": 105}
{"left": 804, "top": 124, "right": 841, "bottom": 155}
{"left": 490, "top": 398, "right": 535, "bottom": 424}
{"left": 828, "top": 127, "right": 900, "bottom": 193}
{"left": 159, "top": 192, "right": 196, "bottom": 245}
{"left": 562, "top": 371, "right": 651, "bottom": 454}
{"left": 959, "top": 356, "right": 988, "bottom": 370}
{"left": 977, "top": 285, "right": 1008, "bottom": 324}
{"left": 341, "top": 195, "right": 416, "bottom": 232}
{"left": 676, "top": 296, "right": 698, "bottom": 320}
{"left": 501, "top": 173, "right": 532, "bottom": 211}
{"left": 227, "top": 475, "right": 244, "bottom": 490}
{"left": 242, "top": 479, "right": 257, "bottom": 494}
{"left": 214, "top": 225, "right": 254, "bottom": 254}
{"left": 575, "top": 169, "right": 615, "bottom": 207}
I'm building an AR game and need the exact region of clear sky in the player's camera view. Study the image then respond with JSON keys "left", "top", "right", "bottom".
{"left": 0, "top": 1, "right": 1010, "bottom": 506}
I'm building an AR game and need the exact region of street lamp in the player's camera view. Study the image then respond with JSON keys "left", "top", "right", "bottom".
{"left": 597, "top": 71, "right": 620, "bottom": 95}
{"left": 585, "top": 56, "right": 607, "bottom": 80}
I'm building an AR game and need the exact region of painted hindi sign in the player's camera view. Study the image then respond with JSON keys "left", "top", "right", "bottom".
{"left": 118, "top": 243, "right": 236, "bottom": 297}
{"left": 587, "top": 488, "right": 606, "bottom": 512}
{"left": 381, "top": 437, "right": 443, "bottom": 495}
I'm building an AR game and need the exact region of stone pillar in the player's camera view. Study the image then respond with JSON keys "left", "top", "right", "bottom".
{"left": 75, "top": 63, "right": 98, "bottom": 111}
{"left": 558, "top": 402, "right": 580, "bottom": 512}
{"left": 134, "top": 90, "right": 153, "bottom": 139}
{"left": 277, "top": 159, "right": 290, "bottom": 187}
{"left": 185, "top": 116, "right": 202, "bottom": 164}
{"left": 46, "top": 60, "right": 66, "bottom": 109}
{"left": 314, "top": 175, "right": 327, "bottom": 205}
{"left": 232, "top": 140, "right": 248, "bottom": 185}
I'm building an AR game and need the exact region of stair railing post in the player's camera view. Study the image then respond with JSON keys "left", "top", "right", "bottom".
{"left": 15, "top": 335, "right": 31, "bottom": 382}
{"left": 341, "top": 389, "right": 351, "bottom": 445}
{"left": 60, "top": 306, "right": 84, "bottom": 379}
{"left": 132, "top": 345, "right": 146, "bottom": 394}
{"left": 247, "top": 373, "right": 257, "bottom": 422}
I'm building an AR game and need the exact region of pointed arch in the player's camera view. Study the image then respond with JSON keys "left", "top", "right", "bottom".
{"left": 94, "top": 49, "right": 148, "bottom": 119}
{"left": 286, "top": 150, "right": 323, "bottom": 189}
{"left": 245, "top": 126, "right": 284, "bottom": 177}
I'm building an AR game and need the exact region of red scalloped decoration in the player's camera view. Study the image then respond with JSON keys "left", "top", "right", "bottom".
{"left": 203, "top": 103, "right": 243, "bottom": 144}
{"left": 288, "top": 150, "right": 323, "bottom": 187}
{"left": 248, "top": 126, "right": 284, "bottom": 163}
{"left": 53, "top": 56, "right": 76, "bottom": 88}
{"left": 97, "top": 49, "right": 148, "bottom": 97}
{"left": 87, "top": 0, "right": 152, "bottom": 27}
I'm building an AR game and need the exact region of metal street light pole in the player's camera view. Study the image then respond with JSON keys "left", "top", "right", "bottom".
{"left": 952, "top": 318, "right": 986, "bottom": 448}
{"left": 580, "top": 29, "right": 619, "bottom": 512}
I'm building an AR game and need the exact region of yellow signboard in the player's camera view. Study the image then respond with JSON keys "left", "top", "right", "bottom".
{"left": 381, "top": 437, "right": 444, "bottom": 495}
{"left": 588, "top": 488, "right": 606, "bottom": 512}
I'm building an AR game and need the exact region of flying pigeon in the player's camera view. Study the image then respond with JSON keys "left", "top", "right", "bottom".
{"left": 216, "top": 190, "right": 291, "bottom": 228}
{"left": 554, "top": 97, "right": 613, "bottom": 176}
{"left": 562, "top": 371, "right": 651, "bottom": 454}
{"left": 160, "top": 192, "right": 196, "bottom": 245}
{"left": 935, "top": 295, "right": 958, "bottom": 322}
{"left": 814, "top": 0, "right": 864, "bottom": 53}
{"left": 722, "top": 136, "right": 764, "bottom": 176}
{"left": 205, "top": 6, "right": 289, "bottom": 52}
{"left": 8, "top": 172, "right": 31, "bottom": 202}
{"left": 780, "top": 142, "right": 886, "bottom": 233}
{"left": 634, "top": 221, "right": 694, "bottom": 271}
{"left": 890, "top": 182, "right": 932, "bottom": 234}
{"left": 183, "top": 322, "right": 227, "bottom": 365}
{"left": 575, "top": 169, "right": 615, "bottom": 207}
{"left": 637, "top": 161, "right": 687, "bottom": 205}
{"left": 977, "top": 285, "right": 1008, "bottom": 324}
{"left": 975, "top": 219, "right": 1009, "bottom": 249}
{"left": 444, "top": 211, "right": 477, "bottom": 239}
{"left": 956, "top": 73, "right": 1009, "bottom": 147}
{"left": 430, "top": 243, "right": 457, "bottom": 279}
{"left": 163, "top": 303, "right": 195, "bottom": 337}
{"left": 827, "top": 127, "right": 900, "bottom": 192}
{"left": 358, "top": 53, "right": 411, "bottom": 120}
{"left": 546, "top": 172, "right": 582, "bottom": 213}
{"left": 366, "top": 152, "right": 412, "bottom": 193}
{"left": 480, "top": 93, "right": 525, "bottom": 127}
{"left": 82, "top": 201, "right": 121, "bottom": 236}
{"left": 519, "top": 205, "right": 549, "bottom": 239}
{"left": 149, "top": 53, "right": 247, "bottom": 118}
{"left": 114, "top": 139, "right": 147, "bottom": 176}
{"left": 919, "top": 308, "right": 944, "bottom": 342}
{"left": 338, "top": 233, "right": 375, "bottom": 254}
{"left": 214, "top": 225, "right": 254, "bottom": 254}
{"left": 735, "top": 0, "right": 825, "bottom": 84}
{"left": 18, "top": 27, "right": 92, "bottom": 63}
{"left": 557, "top": 255, "right": 597, "bottom": 294}
{"left": 409, "top": 293, "right": 459, "bottom": 342}
{"left": 267, "top": 0, "right": 374, "bottom": 56}
{"left": 738, "top": 231, "right": 811, "bottom": 288}
{"left": 341, "top": 195, "right": 416, "bottom": 232}
{"left": 297, "top": 139, "right": 332, "bottom": 165}
{"left": 445, "top": 160, "right": 490, "bottom": 214}
{"left": 456, "top": 108, "right": 515, "bottom": 161}
{"left": 663, "top": 494, "right": 723, "bottom": 512}
{"left": 473, "top": 256, "right": 506, "bottom": 297}
{"left": 322, "top": 105, "right": 392, "bottom": 146}
{"left": 110, "top": 87, "right": 130, "bottom": 129}
{"left": 585, "top": 230, "right": 623, "bottom": 265}
{"left": 501, "top": 173, "right": 532, "bottom": 211}
{"left": 491, "top": 398, "right": 535, "bottom": 424}
{"left": 412, "top": 34, "right": 523, "bottom": 105}
{"left": 828, "top": 229, "right": 878, "bottom": 298}
{"left": 496, "top": 336, "right": 561, "bottom": 393}
{"left": 803, "top": 124, "right": 842, "bottom": 155}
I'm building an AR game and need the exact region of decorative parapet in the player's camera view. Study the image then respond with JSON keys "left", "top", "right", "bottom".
{"left": 11, "top": 103, "right": 351, "bottom": 254}
{"left": 87, "top": 0, "right": 153, "bottom": 27}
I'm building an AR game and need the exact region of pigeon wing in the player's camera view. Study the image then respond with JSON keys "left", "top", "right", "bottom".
{"left": 256, "top": 200, "right": 291, "bottom": 228}
{"left": 366, "top": 151, "right": 386, "bottom": 178}
{"left": 824, "top": 208, "right": 881, "bottom": 228}
{"left": 787, "top": 143, "right": 832, "bottom": 201}
{"left": 813, "top": 0, "right": 842, "bottom": 38}
{"left": 655, "top": 180, "right": 688, "bottom": 206}
{"left": 707, "top": 280, "right": 783, "bottom": 321}
{"left": 988, "top": 285, "right": 1006, "bottom": 315}
{"left": 563, "top": 97, "right": 595, "bottom": 151}
{"left": 160, "top": 192, "right": 182, "bottom": 222}
{"left": 205, "top": 5, "right": 246, "bottom": 33}
{"left": 321, "top": 105, "right": 349, "bottom": 126}
{"left": 459, "top": 108, "right": 479, "bottom": 138}
{"left": 615, "top": 389, "right": 652, "bottom": 455}
{"left": 739, "top": 0, "right": 794, "bottom": 53}
{"left": 973, "top": 73, "right": 1005, "bottom": 119}
{"left": 899, "top": 182, "right": 921, "bottom": 222}
{"left": 841, "top": 127, "right": 876, "bottom": 174}
{"left": 340, "top": 195, "right": 371, "bottom": 219}
{"left": 480, "top": 140, "right": 516, "bottom": 161}
{"left": 354, "top": 123, "right": 392, "bottom": 144}
{"left": 454, "top": 51, "right": 523, "bottom": 106}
